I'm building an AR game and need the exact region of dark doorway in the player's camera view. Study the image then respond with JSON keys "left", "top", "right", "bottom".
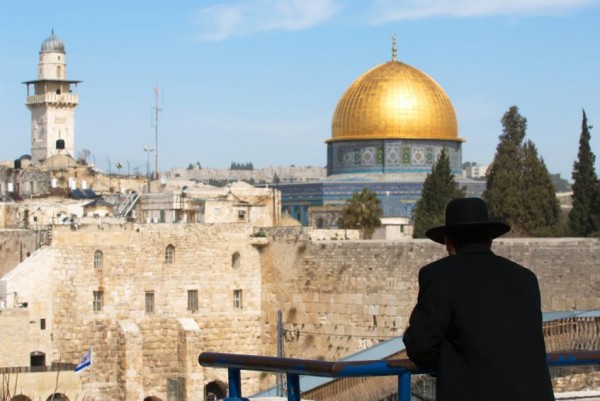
{"left": 30, "top": 351, "right": 45, "bottom": 368}
{"left": 205, "top": 381, "right": 227, "bottom": 400}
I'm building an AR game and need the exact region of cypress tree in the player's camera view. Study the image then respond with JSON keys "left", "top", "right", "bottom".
{"left": 483, "top": 106, "right": 526, "bottom": 233}
{"left": 569, "top": 109, "right": 599, "bottom": 236}
{"left": 413, "top": 149, "right": 465, "bottom": 238}
{"left": 520, "top": 140, "right": 560, "bottom": 234}
{"left": 484, "top": 105, "right": 562, "bottom": 236}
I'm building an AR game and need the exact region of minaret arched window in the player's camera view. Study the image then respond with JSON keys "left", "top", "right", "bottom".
{"left": 93, "top": 250, "right": 103, "bottom": 269}
{"left": 57, "top": 66, "right": 63, "bottom": 79}
{"left": 232, "top": 252, "right": 240, "bottom": 269}
{"left": 165, "top": 244, "right": 175, "bottom": 264}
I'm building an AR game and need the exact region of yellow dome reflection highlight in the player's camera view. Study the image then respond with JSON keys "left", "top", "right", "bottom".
{"left": 330, "top": 61, "right": 462, "bottom": 142}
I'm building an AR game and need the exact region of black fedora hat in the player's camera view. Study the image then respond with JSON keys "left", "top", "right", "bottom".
{"left": 425, "top": 198, "right": 511, "bottom": 244}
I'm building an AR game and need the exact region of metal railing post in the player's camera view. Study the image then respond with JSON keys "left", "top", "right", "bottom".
{"left": 287, "top": 373, "right": 301, "bottom": 401}
{"left": 398, "top": 371, "right": 411, "bottom": 401}
{"left": 225, "top": 368, "right": 248, "bottom": 401}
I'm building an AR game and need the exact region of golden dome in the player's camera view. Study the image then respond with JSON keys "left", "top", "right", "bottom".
{"left": 330, "top": 61, "right": 462, "bottom": 142}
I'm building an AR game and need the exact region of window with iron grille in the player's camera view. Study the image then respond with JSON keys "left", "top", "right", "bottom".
{"left": 187, "top": 290, "right": 198, "bottom": 312}
{"left": 233, "top": 289, "right": 242, "bottom": 309}
{"left": 145, "top": 291, "right": 155, "bottom": 313}
{"left": 93, "top": 291, "right": 103, "bottom": 312}
{"left": 165, "top": 244, "right": 175, "bottom": 264}
{"left": 94, "top": 250, "right": 103, "bottom": 269}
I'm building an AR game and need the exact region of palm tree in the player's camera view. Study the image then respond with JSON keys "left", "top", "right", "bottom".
{"left": 338, "top": 188, "right": 383, "bottom": 239}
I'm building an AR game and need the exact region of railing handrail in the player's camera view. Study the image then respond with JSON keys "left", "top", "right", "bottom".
{"left": 198, "top": 350, "right": 600, "bottom": 401}
{"left": 199, "top": 352, "right": 418, "bottom": 377}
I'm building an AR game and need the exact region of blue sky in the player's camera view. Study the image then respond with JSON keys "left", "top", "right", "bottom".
{"left": 1, "top": 0, "right": 599, "bottom": 180}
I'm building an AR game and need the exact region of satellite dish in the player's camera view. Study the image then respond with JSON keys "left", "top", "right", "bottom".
{"left": 160, "top": 176, "right": 167, "bottom": 185}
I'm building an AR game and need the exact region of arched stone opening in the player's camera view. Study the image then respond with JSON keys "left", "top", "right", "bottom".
{"left": 143, "top": 397, "right": 162, "bottom": 401}
{"left": 205, "top": 380, "right": 227, "bottom": 400}
{"left": 11, "top": 395, "right": 32, "bottom": 401}
{"left": 232, "top": 252, "right": 240, "bottom": 269}
{"left": 30, "top": 351, "right": 45, "bottom": 368}
{"left": 45, "top": 394, "right": 69, "bottom": 401}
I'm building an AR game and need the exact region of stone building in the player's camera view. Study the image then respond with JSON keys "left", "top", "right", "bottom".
{"left": 23, "top": 30, "right": 81, "bottom": 163}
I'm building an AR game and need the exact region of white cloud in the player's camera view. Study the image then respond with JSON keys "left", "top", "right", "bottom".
{"left": 369, "top": 0, "right": 598, "bottom": 22}
{"left": 195, "top": 0, "right": 343, "bottom": 41}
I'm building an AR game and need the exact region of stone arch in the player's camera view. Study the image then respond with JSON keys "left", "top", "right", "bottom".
{"left": 143, "top": 397, "right": 163, "bottom": 401}
{"left": 232, "top": 252, "right": 240, "bottom": 269}
{"left": 165, "top": 244, "right": 175, "bottom": 264}
{"left": 205, "top": 380, "right": 227, "bottom": 400}
{"left": 94, "top": 249, "right": 103, "bottom": 269}
{"left": 45, "top": 394, "right": 69, "bottom": 401}
{"left": 11, "top": 395, "right": 32, "bottom": 401}
{"left": 30, "top": 350, "right": 45, "bottom": 367}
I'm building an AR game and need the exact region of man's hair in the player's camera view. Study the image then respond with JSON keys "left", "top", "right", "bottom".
{"left": 445, "top": 229, "right": 492, "bottom": 250}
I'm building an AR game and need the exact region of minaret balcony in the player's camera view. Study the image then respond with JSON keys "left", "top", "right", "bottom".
{"left": 26, "top": 93, "right": 78, "bottom": 106}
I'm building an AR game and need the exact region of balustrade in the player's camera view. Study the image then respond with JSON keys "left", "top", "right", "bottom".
{"left": 199, "top": 350, "right": 600, "bottom": 401}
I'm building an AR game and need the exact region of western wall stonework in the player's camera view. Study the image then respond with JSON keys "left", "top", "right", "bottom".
{"left": 1, "top": 223, "right": 599, "bottom": 400}
{"left": 260, "top": 234, "right": 600, "bottom": 361}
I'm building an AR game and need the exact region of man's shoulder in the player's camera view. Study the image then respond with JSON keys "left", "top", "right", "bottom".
{"left": 421, "top": 252, "right": 536, "bottom": 276}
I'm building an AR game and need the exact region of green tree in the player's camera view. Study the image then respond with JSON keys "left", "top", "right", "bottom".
{"left": 413, "top": 149, "right": 465, "bottom": 238}
{"left": 483, "top": 106, "right": 526, "bottom": 232}
{"left": 484, "top": 106, "right": 561, "bottom": 236}
{"left": 338, "top": 188, "right": 383, "bottom": 239}
{"left": 569, "top": 109, "right": 599, "bottom": 236}
{"left": 520, "top": 140, "right": 560, "bottom": 234}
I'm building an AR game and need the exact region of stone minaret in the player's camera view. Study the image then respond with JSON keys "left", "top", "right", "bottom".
{"left": 24, "top": 30, "right": 81, "bottom": 163}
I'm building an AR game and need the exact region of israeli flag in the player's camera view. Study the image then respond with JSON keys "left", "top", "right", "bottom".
{"left": 74, "top": 349, "right": 92, "bottom": 373}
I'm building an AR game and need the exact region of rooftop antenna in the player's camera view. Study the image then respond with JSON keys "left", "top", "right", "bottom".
{"left": 151, "top": 86, "right": 162, "bottom": 180}
{"left": 392, "top": 33, "right": 397, "bottom": 62}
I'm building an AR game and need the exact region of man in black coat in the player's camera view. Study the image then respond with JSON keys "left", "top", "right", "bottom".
{"left": 403, "top": 198, "right": 555, "bottom": 401}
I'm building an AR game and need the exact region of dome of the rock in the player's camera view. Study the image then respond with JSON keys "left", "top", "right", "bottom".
{"left": 330, "top": 61, "right": 460, "bottom": 142}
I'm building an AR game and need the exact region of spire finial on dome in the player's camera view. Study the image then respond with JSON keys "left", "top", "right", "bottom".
{"left": 392, "top": 34, "right": 397, "bottom": 62}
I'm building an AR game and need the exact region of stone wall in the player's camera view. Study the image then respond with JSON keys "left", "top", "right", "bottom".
{"left": 0, "top": 228, "right": 39, "bottom": 277}
{"left": 1, "top": 222, "right": 266, "bottom": 400}
{"left": 1, "top": 222, "right": 599, "bottom": 400}
{"left": 261, "top": 237, "right": 600, "bottom": 361}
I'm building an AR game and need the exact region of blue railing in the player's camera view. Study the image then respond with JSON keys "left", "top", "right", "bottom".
{"left": 199, "top": 350, "right": 600, "bottom": 401}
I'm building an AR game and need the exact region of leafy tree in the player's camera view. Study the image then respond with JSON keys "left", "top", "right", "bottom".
{"left": 187, "top": 163, "right": 194, "bottom": 170}
{"left": 77, "top": 149, "right": 91, "bottom": 165}
{"left": 569, "top": 109, "right": 599, "bottom": 236}
{"left": 338, "top": 188, "right": 383, "bottom": 239}
{"left": 484, "top": 106, "right": 561, "bottom": 236}
{"left": 230, "top": 162, "right": 254, "bottom": 170}
{"left": 413, "top": 149, "right": 465, "bottom": 238}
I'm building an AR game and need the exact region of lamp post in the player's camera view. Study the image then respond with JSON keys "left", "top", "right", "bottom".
{"left": 143, "top": 147, "right": 154, "bottom": 193}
